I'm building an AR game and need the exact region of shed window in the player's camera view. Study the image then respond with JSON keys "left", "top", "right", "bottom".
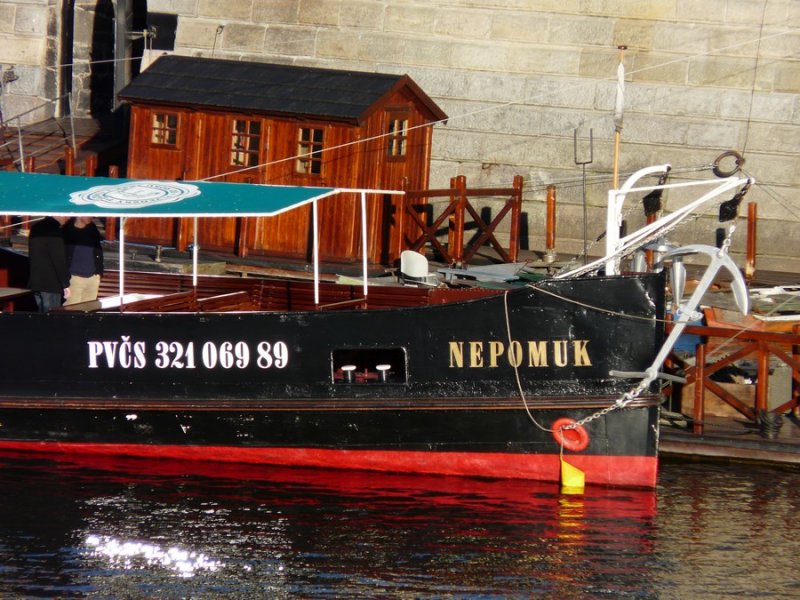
{"left": 151, "top": 112, "right": 178, "bottom": 146}
{"left": 231, "top": 119, "right": 261, "bottom": 167}
{"left": 387, "top": 116, "right": 408, "bottom": 159}
{"left": 296, "top": 127, "right": 323, "bottom": 175}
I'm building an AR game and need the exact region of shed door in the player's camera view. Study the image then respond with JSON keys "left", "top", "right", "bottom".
{"left": 192, "top": 117, "right": 269, "bottom": 256}
{"left": 124, "top": 107, "right": 189, "bottom": 246}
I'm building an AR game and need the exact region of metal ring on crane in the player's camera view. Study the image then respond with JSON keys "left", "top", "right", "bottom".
{"left": 712, "top": 150, "right": 745, "bottom": 178}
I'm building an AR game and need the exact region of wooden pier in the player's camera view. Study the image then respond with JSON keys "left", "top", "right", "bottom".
{"left": 660, "top": 414, "right": 800, "bottom": 467}
{"left": 660, "top": 267, "right": 800, "bottom": 469}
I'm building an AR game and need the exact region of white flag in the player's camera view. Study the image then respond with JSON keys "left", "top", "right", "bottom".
{"left": 614, "top": 60, "right": 625, "bottom": 132}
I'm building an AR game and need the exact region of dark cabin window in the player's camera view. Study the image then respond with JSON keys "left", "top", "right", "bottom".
{"left": 231, "top": 119, "right": 261, "bottom": 167}
{"left": 296, "top": 127, "right": 323, "bottom": 175}
{"left": 151, "top": 112, "right": 178, "bottom": 145}
{"left": 387, "top": 115, "right": 409, "bottom": 159}
{"left": 146, "top": 13, "right": 178, "bottom": 51}
{"left": 331, "top": 347, "right": 407, "bottom": 385}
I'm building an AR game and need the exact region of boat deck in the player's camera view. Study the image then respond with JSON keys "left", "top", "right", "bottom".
{"left": 0, "top": 116, "right": 122, "bottom": 174}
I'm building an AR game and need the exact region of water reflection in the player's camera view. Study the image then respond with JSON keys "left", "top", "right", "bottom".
{"left": 653, "top": 460, "right": 799, "bottom": 599}
{"left": 85, "top": 535, "right": 225, "bottom": 578}
{"left": 0, "top": 451, "right": 796, "bottom": 598}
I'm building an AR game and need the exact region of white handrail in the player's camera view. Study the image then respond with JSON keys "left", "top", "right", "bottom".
{"left": 558, "top": 171, "right": 754, "bottom": 279}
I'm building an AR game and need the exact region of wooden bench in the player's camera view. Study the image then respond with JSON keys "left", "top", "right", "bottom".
{"left": 97, "top": 268, "right": 468, "bottom": 313}
{"left": 101, "top": 270, "right": 264, "bottom": 299}
{"left": 99, "top": 271, "right": 188, "bottom": 297}
{"left": 88, "top": 290, "right": 259, "bottom": 314}
{"left": 0, "top": 286, "right": 33, "bottom": 312}
{"left": 115, "top": 289, "right": 198, "bottom": 313}
{"left": 196, "top": 290, "right": 258, "bottom": 312}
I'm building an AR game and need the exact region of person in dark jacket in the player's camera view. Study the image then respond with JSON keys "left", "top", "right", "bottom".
{"left": 63, "top": 216, "right": 104, "bottom": 306}
{"left": 27, "top": 215, "right": 71, "bottom": 312}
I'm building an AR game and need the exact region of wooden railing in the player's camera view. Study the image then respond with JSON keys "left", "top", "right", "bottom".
{"left": 667, "top": 313, "right": 800, "bottom": 434}
{"left": 400, "top": 175, "right": 523, "bottom": 266}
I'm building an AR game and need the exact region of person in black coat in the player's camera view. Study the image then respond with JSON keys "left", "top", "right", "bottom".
{"left": 27, "top": 216, "right": 71, "bottom": 312}
{"left": 63, "top": 217, "right": 104, "bottom": 306}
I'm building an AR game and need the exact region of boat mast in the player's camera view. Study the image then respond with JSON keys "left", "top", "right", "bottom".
{"left": 612, "top": 45, "right": 627, "bottom": 190}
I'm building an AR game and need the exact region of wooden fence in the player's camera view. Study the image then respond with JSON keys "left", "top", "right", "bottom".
{"left": 400, "top": 175, "right": 523, "bottom": 266}
{"left": 668, "top": 312, "right": 800, "bottom": 434}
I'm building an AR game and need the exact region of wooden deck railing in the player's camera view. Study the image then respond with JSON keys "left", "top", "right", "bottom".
{"left": 667, "top": 313, "right": 800, "bottom": 434}
{"left": 0, "top": 147, "right": 103, "bottom": 233}
{"left": 400, "top": 175, "right": 523, "bottom": 266}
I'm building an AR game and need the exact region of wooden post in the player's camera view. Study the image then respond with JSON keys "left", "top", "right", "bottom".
{"left": 64, "top": 146, "right": 75, "bottom": 175}
{"left": 793, "top": 324, "right": 800, "bottom": 417}
{"left": 237, "top": 220, "right": 250, "bottom": 259}
{"left": 104, "top": 166, "right": 120, "bottom": 242}
{"left": 20, "top": 157, "right": 36, "bottom": 233}
{"left": 398, "top": 177, "right": 409, "bottom": 260}
{"left": 85, "top": 152, "right": 97, "bottom": 177}
{"left": 446, "top": 177, "right": 456, "bottom": 263}
{"left": 745, "top": 202, "right": 757, "bottom": 282}
{"left": 545, "top": 184, "right": 556, "bottom": 262}
{"left": 509, "top": 175, "right": 523, "bottom": 262}
{"left": 450, "top": 175, "right": 466, "bottom": 266}
{"left": 645, "top": 213, "right": 656, "bottom": 269}
{"left": 756, "top": 341, "right": 769, "bottom": 413}
{"left": 693, "top": 343, "right": 706, "bottom": 434}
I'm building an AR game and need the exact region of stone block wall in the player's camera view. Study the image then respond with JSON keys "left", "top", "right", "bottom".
{"left": 0, "top": 0, "right": 59, "bottom": 124}
{"left": 4, "top": 0, "right": 800, "bottom": 271}
{"left": 152, "top": 0, "right": 800, "bottom": 271}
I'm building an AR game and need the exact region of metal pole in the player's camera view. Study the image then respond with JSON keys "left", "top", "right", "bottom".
{"left": 119, "top": 217, "right": 126, "bottom": 306}
{"left": 360, "top": 191, "right": 368, "bottom": 299}
{"left": 574, "top": 128, "right": 593, "bottom": 265}
{"left": 192, "top": 217, "right": 198, "bottom": 288}
{"left": 17, "top": 119, "right": 25, "bottom": 172}
{"left": 68, "top": 93, "right": 77, "bottom": 152}
{"left": 612, "top": 45, "right": 627, "bottom": 190}
{"left": 312, "top": 199, "right": 319, "bottom": 306}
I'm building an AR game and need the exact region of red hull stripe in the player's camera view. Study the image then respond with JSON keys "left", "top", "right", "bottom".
{"left": 0, "top": 441, "right": 658, "bottom": 488}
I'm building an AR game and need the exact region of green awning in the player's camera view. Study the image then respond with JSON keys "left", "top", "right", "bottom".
{"left": 0, "top": 172, "right": 339, "bottom": 217}
{"left": 1, "top": 171, "right": 403, "bottom": 300}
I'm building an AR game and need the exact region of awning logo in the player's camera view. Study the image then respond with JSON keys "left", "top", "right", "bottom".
{"left": 69, "top": 181, "right": 200, "bottom": 209}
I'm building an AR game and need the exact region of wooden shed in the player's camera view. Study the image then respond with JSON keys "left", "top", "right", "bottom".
{"left": 117, "top": 55, "right": 447, "bottom": 265}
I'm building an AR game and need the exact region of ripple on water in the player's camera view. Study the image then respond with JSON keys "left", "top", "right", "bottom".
{"left": 0, "top": 453, "right": 796, "bottom": 598}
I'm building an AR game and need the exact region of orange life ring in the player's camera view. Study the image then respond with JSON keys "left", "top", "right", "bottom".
{"left": 552, "top": 417, "right": 590, "bottom": 452}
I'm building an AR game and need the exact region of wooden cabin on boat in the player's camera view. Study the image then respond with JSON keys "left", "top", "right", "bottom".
{"left": 117, "top": 55, "right": 448, "bottom": 265}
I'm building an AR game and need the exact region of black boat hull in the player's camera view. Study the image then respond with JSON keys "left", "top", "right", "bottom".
{"left": 0, "top": 404, "right": 659, "bottom": 486}
{"left": 0, "top": 273, "right": 666, "bottom": 487}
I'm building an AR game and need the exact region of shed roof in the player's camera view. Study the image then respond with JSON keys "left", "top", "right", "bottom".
{"left": 118, "top": 55, "right": 448, "bottom": 125}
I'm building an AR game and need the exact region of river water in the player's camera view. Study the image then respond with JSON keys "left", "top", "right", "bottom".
{"left": 0, "top": 451, "right": 796, "bottom": 599}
